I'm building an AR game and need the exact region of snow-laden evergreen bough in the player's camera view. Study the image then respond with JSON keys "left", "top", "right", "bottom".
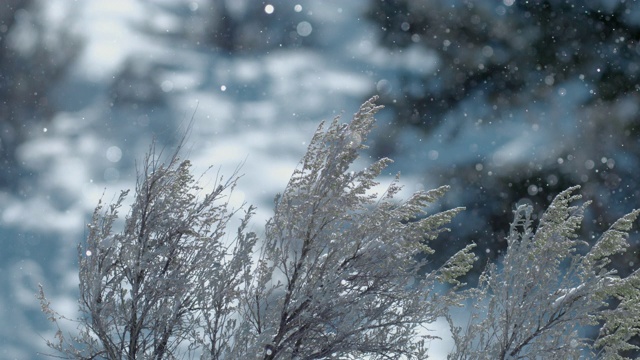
{"left": 39, "top": 97, "right": 639, "bottom": 359}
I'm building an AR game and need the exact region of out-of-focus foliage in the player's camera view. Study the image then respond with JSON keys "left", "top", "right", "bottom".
{"left": 367, "top": 0, "right": 640, "bottom": 283}
{"left": 106, "top": 0, "right": 320, "bottom": 152}
{"left": 0, "top": 0, "right": 82, "bottom": 188}
{"left": 137, "top": 0, "right": 316, "bottom": 53}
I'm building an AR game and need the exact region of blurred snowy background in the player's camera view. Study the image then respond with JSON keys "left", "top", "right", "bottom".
{"left": 1, "top": 0, "right": 639, "bottom": 358}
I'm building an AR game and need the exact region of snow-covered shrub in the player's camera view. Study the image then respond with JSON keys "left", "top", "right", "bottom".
{"left": 39, "top": 97, "right": 639, "bottom": 359}
{"left": 39, "top": 142, "right": 258, "bottom": 359}
{"left": 448, "top": 188, "right": 640, "bottom": 359}
{"left": 38, "top": 97, "right": 475, "bottom": 359}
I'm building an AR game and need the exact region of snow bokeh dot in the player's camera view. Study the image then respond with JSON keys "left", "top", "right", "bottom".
{"left": 106, "top": 146, "right": 122, "bottom": 163}
{"left": 161, "top": 80, "right": 173, "bottom": 93}
{"left": 296, "top": 21, "right": 312, "bottom": 37}
{"left": 376, "top": 79, "right": 391, "bottom": 95}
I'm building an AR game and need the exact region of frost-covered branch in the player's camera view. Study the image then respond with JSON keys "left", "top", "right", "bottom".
{"left": 237, "top": 96, "right": 475, "bottom": 359}
{"left": 38, "top": 97, "right": 640, "bottom": 359}
{"left": 448, "top": 187, "right": 640, "bottom": 359}
{"left": 39, "top": 142, "right": 258, "bottom": 359}
{"left": 39, "top": 97, "right": 475, "bottom": 359}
